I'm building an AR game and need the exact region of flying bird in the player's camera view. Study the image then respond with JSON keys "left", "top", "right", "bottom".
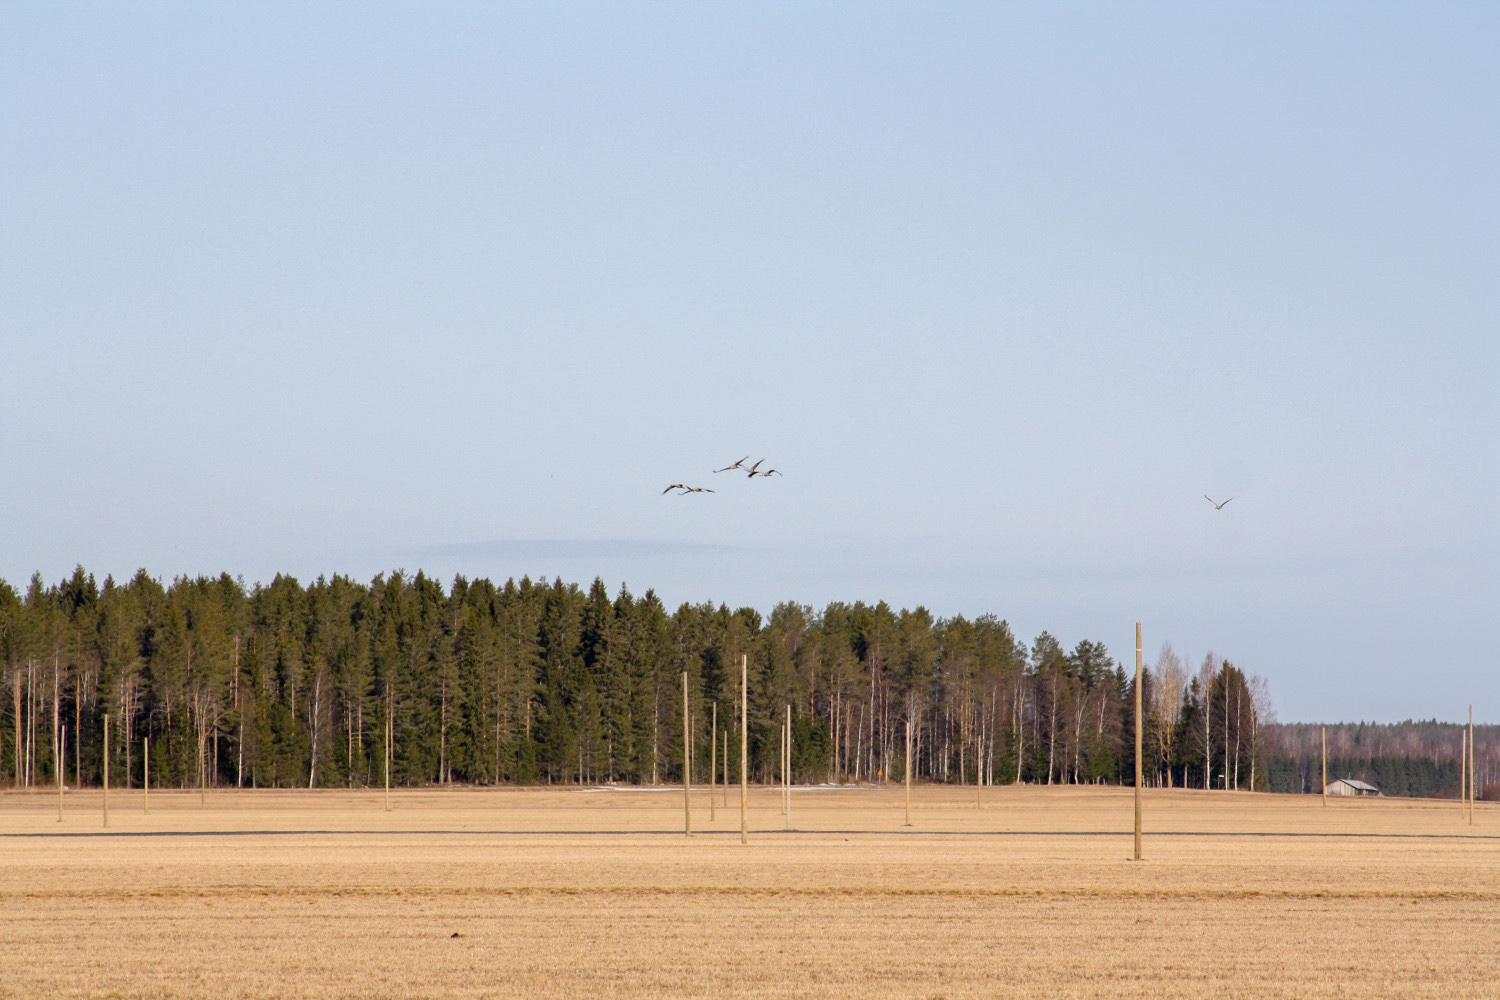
{"left": 1204, "top": 495, "right": 1232, "bottom": 510}
{"left": 748, "top": 468, "right": 781, "bottom": 478}
{"left": 743, "top": 458, "right": 766, "bottom": 475}
{"left": 713, "top": 456, "right": 750, "bottom": 473}
{"left": 663, "top": 484, "right": 714, "bottom": 495}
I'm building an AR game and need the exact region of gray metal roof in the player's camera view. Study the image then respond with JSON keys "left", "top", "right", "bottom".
{"left": 1335, "top": 778, "right": 1379, "bottom": 791}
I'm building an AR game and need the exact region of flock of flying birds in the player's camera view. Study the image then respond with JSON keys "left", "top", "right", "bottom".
{"left": 664, "top": 461, "right": 1230, "bottom": 509}
{"left": 663, "top": 456, "right": 781, "bottom": 495}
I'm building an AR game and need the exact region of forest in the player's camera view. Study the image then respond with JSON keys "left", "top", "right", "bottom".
{"left": 1264, "top": 721, "right": 1496, "bottom": 798}
{"left": 0, "top": 567, "right": 1477, "bottom": 798}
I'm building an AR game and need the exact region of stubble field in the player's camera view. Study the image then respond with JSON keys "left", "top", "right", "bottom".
{"left": 2, "top": 783, "right": 1496, "bottom": 999}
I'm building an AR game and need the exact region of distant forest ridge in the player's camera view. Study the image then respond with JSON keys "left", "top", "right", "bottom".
{"left": 0, "top": 567, "right": 1490, "bottom": 799}
{"left": 1263, "top": 721, "right": 1495, "bottom": 798}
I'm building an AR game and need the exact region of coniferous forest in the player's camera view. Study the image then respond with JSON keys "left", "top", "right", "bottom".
{"left": 0, "top": 567, "right": 1483, "bottom": 798}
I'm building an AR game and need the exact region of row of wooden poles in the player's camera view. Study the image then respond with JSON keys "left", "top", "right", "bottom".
{"left": 679, "top": 654, "right": 784, "bottom": 843}
{"left": 65, "top": 718, "right": 173, "bottom": 826}
{"left": 63, "top": 643, "right": 1488, "bottom": 837}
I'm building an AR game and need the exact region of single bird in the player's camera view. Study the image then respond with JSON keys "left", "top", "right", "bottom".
{"left": 749, "top": 468, "right": 781, "bottom": 478}
{"left": 1204, "top": 495, "right": 1233, "bottom": 510}
{"left": 714, "top": 456, "right": 750, "bottom": 473}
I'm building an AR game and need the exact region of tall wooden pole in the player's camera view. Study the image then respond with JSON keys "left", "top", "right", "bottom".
{"left": 904, "top": 714, "right": 913, "bottom": 827}
{"left": 784, "top": 704, "right": 791, "bottom": 831}
{"left": 102, "top": 713, "right": 110, "bottom": 829}
{"left": 384, "top": 689, "right": 392, "bottom": 813}
{"left": 778, "top": 710, "right": 786, "bottom": 817}
{"left": 1469, "top": 705, "right": 1475, "bottom": 825}
{"left": 144, "top": 735, "right": 150, "bottom": 815}
{"left": 710, "top": 702, "right": 717, "bottom": 822}
{"left": 1460, "top": 727, "right": 1467, "bottom": 820}
{"left": 740, "top": 654, "right": 748, "bottom": 845}
{"left": 1133, "top": 622, "right": 1142, "bottom": 861}
{"left": 722, "top": 728, "right": 728, "bottom": 809}
{"left": 1321, "top": 727, "right": 1327, "bottom": 807}
{"left": 682, "top": 672, "right": 691, "bottom": 837}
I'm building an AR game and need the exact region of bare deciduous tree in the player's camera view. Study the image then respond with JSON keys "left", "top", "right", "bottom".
{"left": 1148, "top": 643, "right": 1187, "bottom": 787}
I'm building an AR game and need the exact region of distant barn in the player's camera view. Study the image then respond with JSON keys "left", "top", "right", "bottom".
{"left": 1325, "top": 778, "right": 1380, "bottom": 797}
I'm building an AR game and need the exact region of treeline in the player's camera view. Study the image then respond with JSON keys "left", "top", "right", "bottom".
{"left": 1261, "top": 722, "right": 1496, "bottom": 798}
{"left": 1, "top": 567, "right": 1274, "bottom": 794}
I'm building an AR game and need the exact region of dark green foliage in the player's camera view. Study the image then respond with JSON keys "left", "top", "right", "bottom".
{"left": 22, "top": 566, "right": 1444, "bottom": 794}
{"left": 1263, "top": 721, "right": 1490, "bottom": 798}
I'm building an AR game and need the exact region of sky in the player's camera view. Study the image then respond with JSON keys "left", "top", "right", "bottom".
{"left": 2, "top": 2, "right": 1495, "bottom": 724}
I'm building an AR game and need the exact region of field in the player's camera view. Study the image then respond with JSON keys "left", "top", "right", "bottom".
{"left": 3, "top": 783, "right": 1496, "bottom": 999}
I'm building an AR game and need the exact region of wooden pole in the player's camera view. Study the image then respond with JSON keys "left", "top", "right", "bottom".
{"left": 784, "top": 704, "right": 791, "bottom": 831}
{"left": 740, "top": 654, "right": 748, "bottom": 846}
{"left": 144, "top": 736, "right": 150, "bottom": 815}
{"left": 1460, "top": 727, "right": 1467, "bottom": 821}
{"left": 1321, "top": 726, "right": 1327, "bottom": 806}
{"left": 102, "top": 713, "right": 110, "bottom": 829}
{"left": 1133, "top": 622, "right": 1142, "bottom": 861}
{"left": 384, "top": 689, "right": 392, "bottom": 813}
{"left": 722, "top": 728, "right": 728, "bottom": 809}
{"left": 976, "top": 731, "right": 982, "bottom": 810}
{"left": 904, "top": 714, "right": 913, "bottom": 827}
{"left": 779, "top": 709, "right": 787, "bottom": 817}
{"left": 710, "top": 702, "right": 717, "bottom": 822}
{"left": 682, "top": 671, "right": 691, "bottom": 837}
{"left": 57, "top": 724, "right": 65, "bottom": 822}
{"left": 1469, "top": 705, "right": 1475, "bottom": 825}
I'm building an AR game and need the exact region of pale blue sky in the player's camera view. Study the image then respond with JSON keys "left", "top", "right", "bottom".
{"left": 3, "top": 2, "right": 1495, "bottom": 722}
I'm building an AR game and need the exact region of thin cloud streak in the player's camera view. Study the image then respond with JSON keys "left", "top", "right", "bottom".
{"left": 407, "top": 538, "right": 738, "bottom": 562}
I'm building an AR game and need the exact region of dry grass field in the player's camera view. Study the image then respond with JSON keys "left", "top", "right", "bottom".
{"left": 3, "top": 783, "right": 1496, "bottom": 999}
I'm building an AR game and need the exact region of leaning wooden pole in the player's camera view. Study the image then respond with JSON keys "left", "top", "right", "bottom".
{"left": 740, "top": 654, "right": 749, "bottom": 846}
{"left": 1133, "top": 622, "right": 1142, "bottom": 861}
{"left": 710, "top": 702, "right": 717, "bottom": 822}
{"left": 682, "top": 671, "right": 691, "bottom": 837}
{"left": 102, "top": 713, "right": 110, "bottom": 829}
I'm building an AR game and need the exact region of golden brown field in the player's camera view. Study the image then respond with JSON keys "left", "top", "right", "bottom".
{"left": 2, "top": 783, "right": 1496, "bottom": 999}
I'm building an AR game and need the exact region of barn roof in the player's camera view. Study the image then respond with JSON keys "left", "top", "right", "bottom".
{"left": 1338, "top": 779, "right": 1379, "bottom": 791}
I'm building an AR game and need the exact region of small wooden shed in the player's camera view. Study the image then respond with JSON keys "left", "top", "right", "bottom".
{"left": 1325, "top": 778, "right": 1380, "bottom": 797}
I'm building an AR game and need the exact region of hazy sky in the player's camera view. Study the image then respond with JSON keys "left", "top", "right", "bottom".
{"left": 3, "top": 2, "right": 1495, "bottom": 723}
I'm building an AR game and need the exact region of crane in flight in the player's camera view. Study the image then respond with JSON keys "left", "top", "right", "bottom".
{"left": 748, "top": 467, "right": 781, "bottom": 478}
{"left": 713, "top": 457, "right": 750, "bottom": 473}
{"left": 1204, "top": 495, "right": 1232, "bottom": 510}
{"left": 663, "top": 484, "right": 715, "bottom": 495}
